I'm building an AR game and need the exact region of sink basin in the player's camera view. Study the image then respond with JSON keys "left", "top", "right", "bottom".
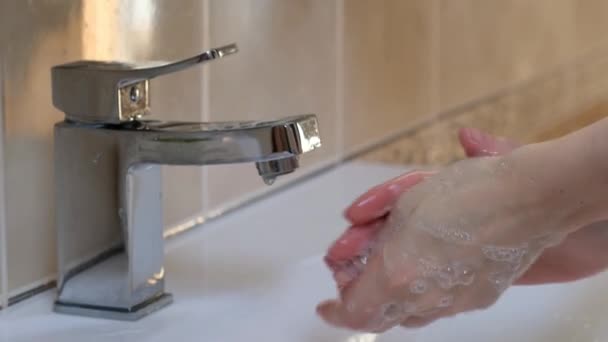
{"left": 2, "top": 162, "right": 608, "bottom": 342}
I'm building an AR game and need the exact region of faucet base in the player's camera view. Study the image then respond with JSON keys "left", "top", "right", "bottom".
{"left": 53, "top": 293, "right": 173, "bottom": 321}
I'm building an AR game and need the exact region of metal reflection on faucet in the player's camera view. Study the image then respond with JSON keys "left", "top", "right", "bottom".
{"left": 51, "top": 43, "right": 322, "bottom": 321}
{"left": 153, "top": 268, "right": 165, "bottom": 280}
{"left": 146, "top": 268, "right": 164, "bottom": 286}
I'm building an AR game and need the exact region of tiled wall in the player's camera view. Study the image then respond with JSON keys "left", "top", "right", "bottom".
{"left": 2, "top": 0, "right": 608, "bottom": 307}
{"left": 1, "top": 0, "right": 84, "bottom": 306}
{"left": 0, "top": 22, "right": 6, "bottom": 308}
{"left": 204, "top": 0, "right": 340, "bottom": 212}
{"left": 359, "top": 1, "right": 608, "bottom": 166}
{"left": 360, "top": 45, "right": 608, "bottom": 166}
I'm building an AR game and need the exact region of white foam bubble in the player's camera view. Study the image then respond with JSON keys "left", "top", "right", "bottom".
{"left": 482, "top": 244, "right": 527, "bottom": 264}
{"left": 416, "top": 308, "right": 441, "bottom": 318}
{"left": 358, "top": 254, "right": 368, "bottom": 266}
{"left": 382, "top": 302, "right": 402, "bottom": 320}
{"left": 419, "top": 224, "right": 475, "bottom": 244}
{"left": 488, "top": 271, "right": 512, "bottom": 293}
{"left": 534, "top": 233, "right": 566, "bottom": 248}
{"left": 418, "top": 258, "right": 440, "bottom": 277}
{"left": 437, "top": 295, "right": 454, "bottom": 308}
{"left": 419, "top": 259, "right": 476, "bottom": 289}
{"left": 409, "top": 279, "right": 428, "bottom": 294}
{"left": 402, "top": 301, "right": 417, "bottom": 314}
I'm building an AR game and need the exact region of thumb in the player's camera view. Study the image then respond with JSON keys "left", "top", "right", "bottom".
{"left": 458, "top": 127, "right": 520, "bottom": 157}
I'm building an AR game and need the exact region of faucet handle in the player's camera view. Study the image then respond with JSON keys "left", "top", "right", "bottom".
{"left": 51, "top": 43, "right": 238, "bottom": 124}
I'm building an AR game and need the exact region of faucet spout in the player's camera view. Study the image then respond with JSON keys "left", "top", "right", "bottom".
{"left": 129, "top": 114, "right": 320, "bottom": 167}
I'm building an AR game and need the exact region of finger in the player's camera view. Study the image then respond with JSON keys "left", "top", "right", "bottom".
{"left": 399, "top": 305, "right": 458, "bottom": 328}
{"left": 346, "top": 128, "right": 517, "bottom": 226}
{"left": 317, "top": 262, "right": 386, "bottom": 331}
{"left": 317, "top": 299, "right": 392, "bottom": 332}
{"left": 344, "top": 171, "right": 435, "bottom": 225}
{"left": 327, "top": 171, "right": 434, "bottom": 296}
{"left": 326, "top": 221, "right": 384, "bottom": 263}
{"left": 399, "top": 288, "right": 458, "bottom": 328}
{"left": 318, "top": 249, "right": 405, "bottom": 332}
{"left": 400, "top": 313, "right": 441, "bottom": 329}
{"left": 325, "top": 220, "right": 385, "bottom": 289}
{"left": 513, "top": 255, "right": 569, "bottom": 285}
{"left": 458, "top": 127, "right": 520, "bottom": 157}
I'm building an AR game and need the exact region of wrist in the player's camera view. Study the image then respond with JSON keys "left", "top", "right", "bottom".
{"left": 504, "top": 136, "right": 608, "bottom": 233}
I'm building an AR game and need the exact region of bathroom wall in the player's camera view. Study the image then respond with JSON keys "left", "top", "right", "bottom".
{"left": 0, "top": 0, "right": 209, "bottom": 305}
{"left": 1, "top": 0, "right": 84, "bottom": 306}
{"left": 203, "top": 0, "right": 339, "bottom": 213}
{"left": 361, "top": 0, "right": 608, "bottom": 165}
{"left": 0, "top": 22, "right": 6, "bottom": 308}
{"left": 2, "top": 0, "right": 608, "bottom": 307}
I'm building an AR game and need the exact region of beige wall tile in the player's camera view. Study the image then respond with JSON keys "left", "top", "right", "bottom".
{"left": 3, "top": 1, "right": 82, "bottom": 293}
{"left": 360, "top": 45, "right": 608, "bottom": 167}
{"left": 81, "top": 0, "right": 207, "bottom": 228}
{"left": 91, "top": 0, "right": 208, "bottom": 228}
{"left": 3, "top": 0, "right": 207, "bottom": 293}
{"left": 439, "top": 0, "right": 576, "bottom": 110}
{"left": 0, "top": 118, "right": 2, "bottom": 302}
{"left": 575, "top": 0, "right": 608, "bottom": 53}
{"left": 343, "top": 0, "right": 434, "bottom": 152}
{"left": 143, "top": 0, "right": 206, "bottom": 227}
{"left": 154, "top": 74, "right": 204, "bottom": 228}
{"left": 0, "top": 262, "right": 3, "bottom": 307}
{"left": 205, "top": 0, "right": 338, "bottom": 211}
{"left": 0, "top": 30, "right": 5, "bottom": 307}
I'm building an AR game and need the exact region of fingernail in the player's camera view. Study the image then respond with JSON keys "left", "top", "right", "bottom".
{"left": 354, "top": 193, "right": 380, "bottom": 208}
{"left": 316, "top": 301, "right": 332, "bottom": 316}
{"left": 465, "top": 128, "right": 484, "bottom": 145}
{"left": 344, "top": 193, "right": 384, "bottom": 222}
{"left": 324, "top": 255, "right": 342, "bottom": 272}
{"left": 335, "top": 268, "right": 355, "bottom": 286}
{"left": 387, "top": 171, "right": 435, "bottom": 194}
{"left": 316, "top": 300, "right": 338, "bottom": 322}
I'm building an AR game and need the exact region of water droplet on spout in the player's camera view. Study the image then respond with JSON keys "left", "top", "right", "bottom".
{"left": 263, "top": 177, "right": 276, "bottom": 186}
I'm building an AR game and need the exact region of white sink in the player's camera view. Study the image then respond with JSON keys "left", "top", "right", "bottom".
{"left": 2, "top": 162, "right": 608, "bottom": 342}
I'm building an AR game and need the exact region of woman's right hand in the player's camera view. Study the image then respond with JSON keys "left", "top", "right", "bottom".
{"left": 326, "top": 128, "right": 608, "bottom": 295}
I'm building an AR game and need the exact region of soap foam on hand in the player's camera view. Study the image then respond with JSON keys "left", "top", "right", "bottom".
{"left": 324, "top": 222, "right": 383, "bottom": 290}
{"left": 325, "top": 171, "right": 437, "bottom": 293}
{"left": 319, "top": 154, "right": 572, "bottom": 333}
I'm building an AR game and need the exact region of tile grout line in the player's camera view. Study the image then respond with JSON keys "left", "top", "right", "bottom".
{"left": 334, "top": 0, "right": 345, "bottom": 159}
{"left": 571, "top": 4, "right": 579, "bottom": 120}
{"left": 7, "top": 274, "right": 55, "bottom": 306}
{"left": 0, "top": 50, "right": 8, "bottom": 309}
{"left": 201, "top": 0, "right": 211, "bottom": 213}
{"left": 430, "top": 0, "right": 441, "bottom": 114}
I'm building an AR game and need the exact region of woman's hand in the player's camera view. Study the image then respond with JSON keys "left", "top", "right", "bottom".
{"left": 327, "top": 128, "right": 608, "bottom": 289}
{"left": 323, "top": 128, "right": 516, "bottom": 295}
{"left": 318, "top": 128, "right": 608, "bottom": 332}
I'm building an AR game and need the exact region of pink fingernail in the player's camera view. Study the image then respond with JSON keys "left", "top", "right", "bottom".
{"left": 466, "top": 128, "right": 483, "bottom": 145}
{"left": 335, "top": 270, "right": 354, "bottom": 287}
{"left": 354, "top": 193, "right": 380, "bottom": 208}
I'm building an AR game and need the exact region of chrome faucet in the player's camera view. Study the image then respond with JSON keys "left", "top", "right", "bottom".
{"left": 51, "top": 43, "right": 321, "bottom": 321}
